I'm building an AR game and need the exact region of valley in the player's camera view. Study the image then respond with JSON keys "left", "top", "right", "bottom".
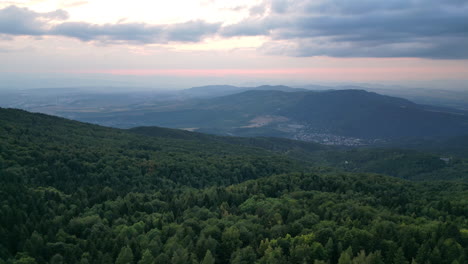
{"left": 2, "top": 1, "right": 467, "bottom": 263}
{"left": 3, "top": 86, "right": 468, "bottom": 147}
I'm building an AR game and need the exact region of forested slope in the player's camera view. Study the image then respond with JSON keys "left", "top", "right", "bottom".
{"left": 0, "top": 108, "right": 467, "bottom": 264}
{"left": 130, "top": 126, "right": 468, "bottom": 182}
{"left": 0, "top": 108, "right": 304, "bottom": 191}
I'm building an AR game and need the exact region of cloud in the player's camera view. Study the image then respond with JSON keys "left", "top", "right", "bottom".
{"left": 0, "top": 5, "right": 220, "bottom": 44}
{"left": 1, "top": 2, "right": 468, "bottom": 59}
{"left": 164, "top": 20, "right": 220, "bottom": 42}
{"left": 224, "top": 0, "right": 468, "bottom": 59}
{"left": 0, "top": 45, "right": 34, "bottom": 53}
{"left": 221, "top": 17, "right": 277, "bottom": 37}
{"left": 261, "top": 37, "right": 468, "bottom": 59}
{"left": 0, "top": 5, "right": 68, "bottom": 35}
{"left": 249, "top": 4, "right": 266, "bottom": 16}
{"left": 50, "top": 20, "right": 220, "bottom": 43}
{"left": 0, "top": 34, "right": 13, "bottom": 40}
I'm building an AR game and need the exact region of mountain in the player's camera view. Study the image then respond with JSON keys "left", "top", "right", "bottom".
{"left": 5, "top": 86, "right": 468, "bottom": 147}
{"left": 1, "top": 107, "right": 467, "bottom": 184}
{"left": 70, "top": 89, "right": 468, "bottom": 145}
{"left": 360, "top": 86, "right": 468, "bottom": 111}
{"left": 302, "top": 84, "right": 468, "bottom": 111}
{"left": 1, "top": 107, "right": 467, "bottom": 264}
{"left": 179, "top": 84, "right": 307, "bottom": 98}
{"left": 270, "top": 89, "right": 468, "bottom": 139}
{"left": 0, "top": 107, "right": 308, "bottom": 191}
{"left": 129, "top": 125, "right": 468, "bottom": 182}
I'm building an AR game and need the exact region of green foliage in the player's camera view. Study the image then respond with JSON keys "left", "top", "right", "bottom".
{"left": 230, "top": 246, "right": 256, "bottom": 264}
{"left": 393, "top": 248, "right": 408, "bottom": 264}
{"left": 0, "top": 108, "right": 467, "bottom": 264}
{"left": 137, "top": 250, "right": 154, "bottom": 264}
{"left": 338, "top": 247, "right": 353, "bottom": 264}
{"left": 201, "top": 250, "right": 215, "bottom": 264}
{"left": 116, "top": 247, "right": 134, "bottom": 264}
{"left": 13, "top": 254, "right": 37, "bottom": 264}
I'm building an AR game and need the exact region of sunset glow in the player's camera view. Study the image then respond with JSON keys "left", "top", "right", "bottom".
{"left": 1, "top": 0, "right": 468, "bottom": 87}
{"left": 68, "top": 66, "right": 468, "bottom": 82}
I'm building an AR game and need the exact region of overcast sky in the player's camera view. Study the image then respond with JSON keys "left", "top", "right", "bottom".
{"left": 1, "top": 0, "right": 468, "bottom": 89}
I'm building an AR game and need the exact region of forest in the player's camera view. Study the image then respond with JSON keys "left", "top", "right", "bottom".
{"left": 0, "top": 108, "right": 467, "bottom": 264}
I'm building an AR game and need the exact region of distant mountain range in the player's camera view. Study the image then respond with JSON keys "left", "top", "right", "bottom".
{"left": 2, "top": 85, "right": 468, "bottom": 145}
{"left": 63, "top": 88, "right": 468, "bottom": 144}
{"left": 179, "top": 85, "right": 308, "bottom": 98}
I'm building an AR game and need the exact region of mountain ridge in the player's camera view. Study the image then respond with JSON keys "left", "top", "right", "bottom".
{"left": 58, "top": 88, "right": 468, "bottom": 144}
{"left": 3, "top": 107, "right": 468, "bottom": 182}
{"left": 180, "top": 84, "right": 307, "bottom": 98}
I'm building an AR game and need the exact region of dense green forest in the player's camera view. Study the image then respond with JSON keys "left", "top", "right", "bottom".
{"left": 0, "top": 108, "right": 467, "bottom": 264}
{"left": 129, "top": 127, "right": 468, "bottom": 182}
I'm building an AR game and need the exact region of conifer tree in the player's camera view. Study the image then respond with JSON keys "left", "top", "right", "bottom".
{"left": 338, "top": 247, "right": 353, "bottom": 264}
{"left": 116, "top": 246, "right": 134, "bottom": 264}
{"left": 201, "top": 250, "right": 215, "bottom": 264}
{"left": 138, "top": 250, "right": 155, "bottom": 264}
{"left": 393, "top": 247, "right": 408, "bottom": 264}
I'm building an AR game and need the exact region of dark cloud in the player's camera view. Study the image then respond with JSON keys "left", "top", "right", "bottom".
{"left": 249, "top": 4, "right": 266, "bottom": 16}
{"left": 50, "top": 22, "right": 162, "bottom": 43}
{"left": 50, "top": 21, "right": 221, "bottom": 43}
{"left": 0, "top": 5, "right": 220, "bottom": 44}
{"left": 270, "top": 0, "right": 289, "bottom": 13}
{"left": 226, "top": 0, "right": 468, "bottom": 59}
{"left": 0, "top": 5, "right": 68, "bottom": 35}
{"left": 261, "top": 37, "right": 468, "bottom": 59}
{"left": 165, "top": 20, "right": 220, "bottom": 42}
{"left": 1, "top": 2, "right": 468, "bottom": 59}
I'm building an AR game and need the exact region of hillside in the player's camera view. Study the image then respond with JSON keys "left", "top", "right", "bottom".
{"left": 198, "top": 89, "right": 468, "bottom": 139}
{"left": 1, "top": 107, "right": 465, "bottom": 184}
{"left": 129, "top": 126, "right": 468, "bottom": 182}
{"left": 0, "top": 108, "right": 305, "bottom": 191}
{"left": 8, "top": 87, "right": 468, "bottom": 146}
{"left": 286, "top": 90, "right": 468, "bottom": 138}
{"left": 0, "top": 108, "right": 467, "bottom": 264}
{"left": 65, "top": 89, "right": 468, "bottom": 144}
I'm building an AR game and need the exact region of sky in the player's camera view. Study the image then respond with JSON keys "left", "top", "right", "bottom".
{"left": 1, "top": 0, "right": 468, "bottom": 89}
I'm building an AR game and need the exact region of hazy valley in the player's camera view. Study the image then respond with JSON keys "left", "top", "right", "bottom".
{"left": 3, "top": 85, "right": 468, "bottom": 147}
{"left": 2, "top": 0, "right": 468, "bottom": 263}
